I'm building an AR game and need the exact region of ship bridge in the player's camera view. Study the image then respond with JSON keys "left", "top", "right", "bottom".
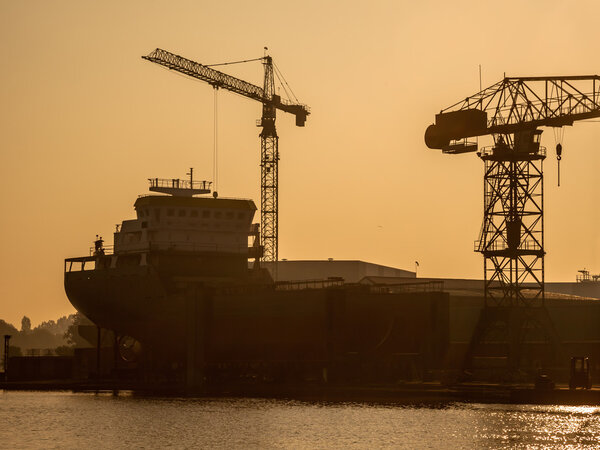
{"left": 102, "top": 172, "right": 258, "bottom": 255}
{"left": 114, "top": 193, "right": 257, "bottom": 255}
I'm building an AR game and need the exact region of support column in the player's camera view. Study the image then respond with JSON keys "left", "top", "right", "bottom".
{"left": 185, "top": 286, "right": 212, "bottom": 393}
{"left": 463, "top": 132, "right": 559, "bottom": 380}
{"left": 260, "top": 125, "right": 279, "bottom": 264}
{"left": 96, "top": 326, "right": 102, "bottom": 380}
{"left": 3, "top": 335, "right": 11, "bottom": 381}
{"left": 113, "top": 332, "right": 119, "bottom": 380}
{"left": 259, "top": 55, "right": 279, "bottom": 265}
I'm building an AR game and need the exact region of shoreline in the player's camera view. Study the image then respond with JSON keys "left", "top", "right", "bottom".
{"left": 3, "top": 380, "right": 600, "bottom": 406}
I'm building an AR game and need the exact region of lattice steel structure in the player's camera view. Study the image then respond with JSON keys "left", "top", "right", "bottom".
{"left": 143, "top": 48, "right": 310, "bottom": 262}
{"left": 477, "top": 136, "right": 545, "bottom": 306}
{"left": 425, "top": 75, "right": 600, "bottom": 375}
{"left": 259, "top": 57, "right": 279, "bottom": 262}
{"left": 425, "top": 76, "right": 600, "bottom": 304}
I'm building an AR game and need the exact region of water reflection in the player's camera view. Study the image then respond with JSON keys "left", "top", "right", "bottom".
{"left": 467, "top": 404, "right": 600, "bottom": 448}
{"left": 1, "top": 392, "right": 600, "bottom": 448}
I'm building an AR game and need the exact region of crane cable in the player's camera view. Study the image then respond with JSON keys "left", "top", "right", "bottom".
{"left": 205, "top": 56, "right": 265, "bottom": 68}
{"left": 213, "top": 87, "right": 219, "bottom": 195}
{"left": 273, "top": 62, "right": 300, "bottom": 104}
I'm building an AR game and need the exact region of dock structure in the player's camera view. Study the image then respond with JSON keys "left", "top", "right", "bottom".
{"left": 185, "top": 286, "right": 211, "bottom": 393}
{"left": 2, "top": 335, "right": 10, "bottom": 381}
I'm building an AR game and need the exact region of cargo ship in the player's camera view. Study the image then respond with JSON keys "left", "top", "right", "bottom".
{"left": 64, "top": 173, "right": 449, "bottom": 386}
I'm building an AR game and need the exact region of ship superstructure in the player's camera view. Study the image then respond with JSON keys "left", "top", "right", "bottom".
{"left": 107, "top": 176, "right": 261, "bottom": 280}
{"left": 75, "top": 173, "right": 262, "bottom": 282}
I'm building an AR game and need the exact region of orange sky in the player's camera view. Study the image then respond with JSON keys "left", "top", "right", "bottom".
{"left": 1, "top": 0, "right": 599, "bottom": 326}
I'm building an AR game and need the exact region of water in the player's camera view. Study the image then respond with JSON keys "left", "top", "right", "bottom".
{"left": 1, "top": 392, "right": 600, "bottom": 449}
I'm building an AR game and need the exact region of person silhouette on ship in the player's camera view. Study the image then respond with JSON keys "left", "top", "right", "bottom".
{"left": 94, "top": 235, "right": 105, "bottom": 256}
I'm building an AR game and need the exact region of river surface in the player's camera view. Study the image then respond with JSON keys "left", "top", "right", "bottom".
{"left": 1, "top": 391, "right": 600, "bottom": 448}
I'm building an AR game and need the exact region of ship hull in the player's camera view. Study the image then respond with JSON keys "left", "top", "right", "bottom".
{"left": 65, "top": 255, "right": 450, "bottom": 380}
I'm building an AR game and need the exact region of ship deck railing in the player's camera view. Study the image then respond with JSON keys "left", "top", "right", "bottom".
{"left": 67, "top": 241, "right": 261, "bottom": 273}
{"left": 273, "top": 279, "right": 444, "bottom": 293}
{"left": 148, "top": 177, "right": 212, "bottom": 191}
{"left": 64, "top": 256, "right": 96, "bottom": 272}
{"left": 88, "top": 245, "right": 114, "bottom": 256}
{"left": 92, "top": 242, "right": 250, "bottom": 256}
{"left": 365, "top": 280, "right": 445, "bottom": 294}
{"left": 275, "top": 278, "right": 345, "bottom": 291}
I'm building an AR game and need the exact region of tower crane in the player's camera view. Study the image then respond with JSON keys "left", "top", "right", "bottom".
{"left": 142, "top": 48, "right": 310, "bottom": 263}
{"left": 425, "top": 75, "right": 600, "bottom": 375}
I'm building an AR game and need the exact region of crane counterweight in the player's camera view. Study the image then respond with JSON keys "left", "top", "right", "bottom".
{"left": 425, "top": 109, "right": 487, "bottom": 151}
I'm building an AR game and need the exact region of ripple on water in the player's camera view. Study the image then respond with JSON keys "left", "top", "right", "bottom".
{"left": 1, "top": 392, "right": 600, "bottom": 448}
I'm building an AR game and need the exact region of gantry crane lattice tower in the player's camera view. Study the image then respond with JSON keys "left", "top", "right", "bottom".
{"left": 425, "top": 75, "right": 600, "bottom": 375}
{"left": 143, "top": 48, "right": 310, "bottom": 262}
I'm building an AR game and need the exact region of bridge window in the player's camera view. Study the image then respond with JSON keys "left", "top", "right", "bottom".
{"left": 167, "top": 209, "right": 174, "bottom": 217}
{"left": 179, "top": 209, "right": 186, "bottom": 217}
{"left": 226, "top": 211, "right": 234, "bottom": 220}
{"left": 202, "top": 210, "right": 210, "bottom": 218}
{"left": 215, "top": 211, "right": 222, "bottom": 219}
{"left": 190, "top": 210, "right": 198, "bottom": 218}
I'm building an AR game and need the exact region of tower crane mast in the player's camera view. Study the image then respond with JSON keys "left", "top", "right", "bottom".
{"left": 143, "top": 48, "right": 310, "bottom": 263}
{"left": 425, "top": 75, "right": 600, "bottom": 376}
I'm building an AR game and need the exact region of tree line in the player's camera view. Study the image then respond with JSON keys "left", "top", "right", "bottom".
{"left": 0, "top": 313, "right": 93, "bottom": 357}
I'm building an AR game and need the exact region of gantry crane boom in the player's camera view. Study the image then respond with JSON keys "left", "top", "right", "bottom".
{"left": 426, "top": 76, "right": 600, "bottom": 152}
{"left": 425, "top": 74, "right": 600, "bottom": 377}
{"left": 143, "top": 48, "right": 310, "bottom": 263}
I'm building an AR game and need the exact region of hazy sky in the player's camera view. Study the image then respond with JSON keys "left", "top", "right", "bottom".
{"left": 1, "top": 0, "right": 599, "bottom": 326}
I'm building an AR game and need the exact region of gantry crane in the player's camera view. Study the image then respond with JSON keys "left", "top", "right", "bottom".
{"left": 425, "top": 76, "right": 600, "bottom": 376}
{"left": 142, "top": 48, "right": 310, "bottom": 262}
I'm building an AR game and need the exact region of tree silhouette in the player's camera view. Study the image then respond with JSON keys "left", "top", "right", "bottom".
{"left": 21, "top": 316, "right": 31, "bottom": 333}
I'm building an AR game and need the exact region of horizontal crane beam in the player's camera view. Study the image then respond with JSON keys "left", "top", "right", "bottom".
{"left": 143, "top": 48, "right": 265, "bottom": 101}
{"left": 426, "top": 75, "right": 600, "bottom": 149}
{"left": 504, "top": 75, "right": 600, "bottom": 82}
{"left": 142, "top": 48, "right": 310, "bottom": 124}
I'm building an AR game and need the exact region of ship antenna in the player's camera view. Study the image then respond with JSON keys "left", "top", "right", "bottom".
{"left": 186, "top": 167, "right": 193, "bottom": 188}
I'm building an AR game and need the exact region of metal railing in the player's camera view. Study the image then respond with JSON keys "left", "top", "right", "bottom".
{"left": 577, "top": 270, "right": 600, "bottom": 283}
{"left": 148, "top": 178, "right": 212, "bottom": 191}
{"left": 90, "top": 241, "right": 251, "bottom": 256}
{"left": 275, "top": 278, "right": 345, "bottom": 291}
{"left": 478, "top": 145, "right": 547, "bottom": 158}
{"left": 366, "top": 280, "right": 444, "bottom": 294}
{"left": 122, "top": 241, "right": 249, "bottom": 253}
{"left": 88, "top": 245, "right": 114, "bottom": 256}
{"left": 69, "top": 241, "right": 254, "bottom": 273}
{"left": 474, "top": 238, "right": 542, "bottom": 252}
